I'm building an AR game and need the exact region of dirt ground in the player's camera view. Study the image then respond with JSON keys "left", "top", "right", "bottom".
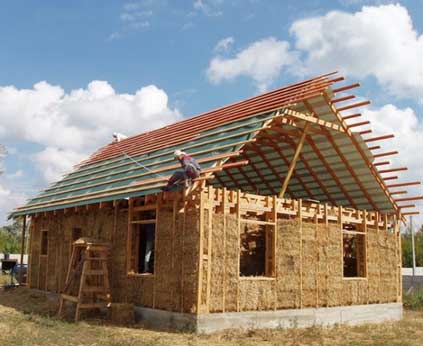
{"left": 0, "top": 288, "right": 423, "bottom": 346}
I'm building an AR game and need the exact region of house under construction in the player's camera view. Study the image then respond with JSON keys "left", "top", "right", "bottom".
{"left": 11, "top": 72, "right": 421, "bottom": 332}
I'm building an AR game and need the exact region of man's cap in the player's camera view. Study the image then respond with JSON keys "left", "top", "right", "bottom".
{"left": 174, "top": 149, "right": 184, "bottom": 157}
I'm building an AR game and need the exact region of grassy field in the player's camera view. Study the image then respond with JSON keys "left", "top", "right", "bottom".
{"left": 1, "top": 288, "right": 423, "bottom": 346}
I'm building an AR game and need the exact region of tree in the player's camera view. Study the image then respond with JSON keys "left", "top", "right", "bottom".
{"left": 0, "top": 218, "right": 23, "bottom": 254}
{"left": 402, "top": 223, "right": 423, "bottom": 267}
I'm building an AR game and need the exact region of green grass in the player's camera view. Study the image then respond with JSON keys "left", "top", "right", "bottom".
{"left": 403, "top": 289, "right": 423, "bottom": 310}
{"left": 1, "top": 288, "right": 423, "bottom": 346}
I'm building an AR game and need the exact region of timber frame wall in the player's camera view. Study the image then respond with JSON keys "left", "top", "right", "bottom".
{"left": 26, "top": 186, "right": 402, "bottom": 315}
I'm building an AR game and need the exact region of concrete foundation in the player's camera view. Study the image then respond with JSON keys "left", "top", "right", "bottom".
{"left": 135, "top": 302, "right": 403, "bottom": 333}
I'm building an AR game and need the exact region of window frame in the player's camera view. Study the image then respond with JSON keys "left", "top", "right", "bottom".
{"left": 127, "top": 199, "right": 157, "bottom": 277}
{"left": 342, "top": 223, "right": 367, "bottom": 279}
{"left": 239, "top": 220, "right": 276, "bottom": 279}
{"left": 40, "top": 230, "right": 48, "bottom": 256}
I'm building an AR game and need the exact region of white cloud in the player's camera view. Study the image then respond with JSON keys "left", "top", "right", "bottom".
{"left": 290, "top": 4, "right": 423, "bottom": 101}
{"left": 193, "top": 0, "right": 223, "bottom": 17}
{"left": 0, "top": 181, "right": 27, "bottom": 225}
{"left": 356, "top": 104, "right": 423, "bottom": 222}
{"left": 0, "top": 81, "right": 181, "bottom": 183}
{"left": 207, "top": 37, "right": 299, "bottom": 92}
{"left": 214, "top": 36, "right": 234, "bottom": 53}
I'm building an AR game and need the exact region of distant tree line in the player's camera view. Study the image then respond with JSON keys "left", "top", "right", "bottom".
{"left": 0, "top": 219, "right": 23, "bottom": 254}
{"left": 402, "top": 224, "right": 423, "bottom": 267}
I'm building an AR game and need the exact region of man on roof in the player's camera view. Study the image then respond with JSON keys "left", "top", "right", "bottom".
{"left": 162, "top": 150, "right": 201, "bottom": 191}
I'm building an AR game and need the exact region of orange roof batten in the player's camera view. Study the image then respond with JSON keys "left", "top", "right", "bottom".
{"left": 80, "top": 73, "right": 341, "bottom": 167}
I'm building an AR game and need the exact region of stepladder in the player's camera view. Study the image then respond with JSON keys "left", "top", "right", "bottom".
{"left": 58, "top": 238, "right": 112, "bottom": 321}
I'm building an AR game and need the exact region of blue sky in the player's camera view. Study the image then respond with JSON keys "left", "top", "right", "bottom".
{"left": 0, "top": 0, "right": 422, "bottom": 225}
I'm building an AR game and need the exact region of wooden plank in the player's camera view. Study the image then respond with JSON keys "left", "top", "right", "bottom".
{"left": 222, "top": 187, "right": 227, "bottom": 312}
{"left": 283, "top": 109, "right": 345, "bottom": 133}
{"left": 19, "top": 215, "right": 27, "bottom": 285}
{"left": 131, "top": 219, "right": 156, "bottom": 224}
{"left": 126, "top": 198, "right": 134, "bottom": 274}
{"left": 299, "top": 199, "right": 303, "bottom": 309}
{"left": 279, "top": 123, "right": 310, "bottom": 198}
{"left": 152, "top": 198, "right": 159, "bottom": 309}
{"left": 236, "top": 190, "right": 241, "bottom": 312}
{"left": 197, "top": 190, "right": 205, "bottom": 313}
{"left": 206, "top": 186, "right": 214, "bottom": 313}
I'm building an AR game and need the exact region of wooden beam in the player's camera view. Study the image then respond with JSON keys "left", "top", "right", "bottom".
{"left": 387, "top": 181, "right": 421, "bottom": 188}
{"left": 347, "top": 121, "right": 370, "bottom": 129}
{"left": 332, "top": 83, "right": 361, "bottom": 93}
{"left": 389, "top": 190, "right": 407, "bottom": 195}
{"left": 378, "top": 167, "right": 408, "bottom": 174}
{"left": 342, "top": 113, "right": 361, "bottom": 120}
{"left": 264, "top": 134, "right": 338, "bottom": 206}
{"left": 373, "top": 151, "right": 398, "bottom": 159}
{"left": 364, "top": 134, "right": 395, "bottom": 143}
{"left": 358, "top": 129, "right": 372, "bottom": 135}
{"left": 403, "top": 212, "right": 420, "bottom": 216}
{"left": 398, "top": 204, "right": 415, "bottom": 209}
{"left": 394, "top": 196, "right": 423, "bottom": 202}
{"left": 383, "top": 176, "right": 398, "bottom": 181}
{"left": 256, "top": 139, "right": 314, "bottom": 200}
{"left": 283, "top": 109, "right": 345, "bottom": 133}
{"left": 19, "top": 215, "right": 27, "bottom": 285}
{"left": 336, "top": 100, "right": 371, "bottom": 112}
{"left": 331, "top": 95, "right": 356, "bottom": 103}
{"left": 373, "top": 161, "right": 390, "bottom": 167}
{"left": 279, "top": 123, "right": 310, "bottom": 198}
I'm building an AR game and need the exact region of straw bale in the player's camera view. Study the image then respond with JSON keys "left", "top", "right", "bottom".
{"left": 301, "top": 221, "right": 317, "bottom": 307}
{"left": 224, "top": 214, "right": 239, "bottom": 312}
{"left": 276, "top": 219, "right": 301, "bottom": 309}
{"left": 209, "top": 214, "right": 225, "bottom": 312}
{"left": 239, "top": 279, "right": 274, "bottom": 311}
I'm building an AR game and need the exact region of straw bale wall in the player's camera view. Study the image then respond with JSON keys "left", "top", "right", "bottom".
{"left": 28, "top": 201, "right": 200, "bottom": 313}
{"left": 208, "top": 216, "right": 400, "bottom": 313}
{"left": 27, "top": 191, "right": 399, "bottom": 315}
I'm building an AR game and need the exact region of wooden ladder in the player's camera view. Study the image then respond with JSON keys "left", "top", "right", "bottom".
{"left": 58, "top": 238, "right": 112, "bottom": 321}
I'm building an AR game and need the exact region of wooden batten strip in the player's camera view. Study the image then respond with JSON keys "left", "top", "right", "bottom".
{"left": 403, "top": 211, "right": 420, "bottom": 216}
{"left": 358, "top": 129, "right": 372, "bottom": 135}
{"left": 389, "top": 190, "right": 407, "bottom": 195}
{"left": 83, "top": 77, "right": 338, "bottom": 162}
{"left": 323, "top": 92, "right": 397, "bottom": 212}
{"left": 378, "top": 167, "right": 408, "bottom": 174}
{"left": 332, "top": 83, "right": 360, "bottom": 93}
{"left": 347, "top": 121, "right": 370, "bottom": 129}
{"left": 387, "top": 181, "right": 421, "bottom": 188}
{"left": 331, "top": 95, "right": 356, "bottom": 103}
{"left": 368, "top": 145, "right": 381, "bottom": 151}
{"left": 336, "top": 100, "right": 370, "bottom": 112}
{"left": 47, "top": 123, "right": 262, "bottom": 188}
{"left": 394, "top": 196, "right": 423, "bottom": 203}
{"left": 83, "top": 79, "right": 337, "bottom": 166}
{"left": 16, "top": 160, "right": 247, "bottom": 213}
{"left": 373, "top": 151, "right": 398, "bottom": 159}
{"left": 373, "top": 161, "right": 390, "bottom": 167}
{"left": 364, "top": 134, "right": 395, "bottom": 143}
{"left": 398, "top": 204, "right": 415, "bottom": 209}
{"left": 39, "top": 151, "right": 243, "bottom": 199}
{"left": 342, "top": 113, "right": 361, "bottom": 120}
